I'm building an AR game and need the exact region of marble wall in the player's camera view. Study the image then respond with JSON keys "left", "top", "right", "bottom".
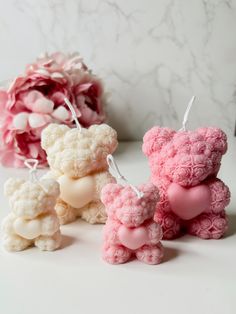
{"left": 0, "top": 0, "right": 236, "bottom": 139}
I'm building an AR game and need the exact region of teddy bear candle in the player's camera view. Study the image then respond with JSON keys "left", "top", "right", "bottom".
{"left": 143, "top": 97, "right": 230, "bottom": 239}
{"left": 41, "top": 98, "right": 118, "bottom": 225}
{"left": 101, "top": 155, "right": 164, "bottom": 265}
{"left": 2, "top": 159, "right": 61, "bottom": 251}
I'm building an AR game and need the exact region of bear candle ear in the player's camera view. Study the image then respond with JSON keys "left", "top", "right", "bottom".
{"left": 197, "top": 127, "right": 228, "bottom": 154}
{"left": 4, "top": 178, "right": 25, "bottom": 197}
{"left": 140, "top": 183, "right": 159, "bottom": 203}
{"left": 41, "top": 123, "right": 69, "bottom": 151}
{"left": 89, "top": 124, "right": 118, "bottom": 154}
{"left": 101, "top": 183, "right": 123, "bottom": 206}
{"left": 142, "top": 127, "right": 175, "bottom": 157}
{"left": 40, "top": 179, "right": 60, "bottom": 197}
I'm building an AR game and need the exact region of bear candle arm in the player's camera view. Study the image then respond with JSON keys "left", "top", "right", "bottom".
{"left": 205, "top": 178, "right": 231, "bottom": 214}
{"left": 94, "top": 171, "right": 116, "bottom": 200}
{"left": 103, "top": 219, "right": 121, "bottom": 245}
{"left": 155, "top": 179, "right": 173, "bottom": 214}
{"left": 146, "top": 220, "right": 163, "bottom": 244}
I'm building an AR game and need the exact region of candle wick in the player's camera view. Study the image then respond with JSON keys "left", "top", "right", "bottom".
{"left": 106, "top": 154, "right": 143, "bottom": 199}
{"left": 24, "top": 159, "right": 48, "bottom": 193}
{"left": 180, "top": 96, "right": 196, "bottom": 131}
{"left": 24, "top": 159, "right": 39, "bottom": 182}
{"left": 64, "top": 97, "right": 82, "bottom": 132}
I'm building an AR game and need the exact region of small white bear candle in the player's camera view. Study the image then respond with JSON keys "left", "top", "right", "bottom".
{"left": 41, "top": 98, "right": 118, "bottom": 225}
{"left": 1, "top": 159, "right": 62, "bottom": 251}
{"left": 101, "top": 155, "right": 164, "bottom": 265}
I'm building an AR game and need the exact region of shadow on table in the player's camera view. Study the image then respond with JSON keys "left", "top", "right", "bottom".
{"left": 225, "top": 213, "right": 236, "bottom": 237}
{"left": 162, "top": 246, "right": 180, "bottom": 263}
{"left": 60, "top": 235, "right": 76, "bottom": 249}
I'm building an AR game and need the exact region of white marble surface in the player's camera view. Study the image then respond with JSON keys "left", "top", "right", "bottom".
{"left": 0, "top": 141, "right": 236, "bottom": 314}
{"left": 0, "top": 0, "right": 236, "bottom": 139}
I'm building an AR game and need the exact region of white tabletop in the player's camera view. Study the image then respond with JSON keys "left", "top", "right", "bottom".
{"left": 0, "top": 140, "right": 235, "bottom": 314}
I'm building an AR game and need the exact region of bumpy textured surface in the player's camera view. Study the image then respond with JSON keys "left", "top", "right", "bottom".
{"left": 101, "top": 182, "right": 164, "bottom": 264}
{"left": 2, "top": 178, "right": 61, "bottom": 251}
{"left": 41, "top": 123, "right": 118, "bottom": 224}
{"left": 143, "top": 126, "right": 230, "bottom": 239}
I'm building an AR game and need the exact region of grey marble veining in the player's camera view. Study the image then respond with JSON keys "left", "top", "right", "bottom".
{"left": 0, "top": 0, "right": 235, "bottom": 139}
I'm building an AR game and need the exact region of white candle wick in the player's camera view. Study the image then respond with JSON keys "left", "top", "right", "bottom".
{"left": 180, "top": 96, "right": 196, "bottom": 131}
{"left": 64, "top": 97, "right": 82, "bottom": 132}
{"left": 106, "top": 154, "right": 143, "bottom": 199}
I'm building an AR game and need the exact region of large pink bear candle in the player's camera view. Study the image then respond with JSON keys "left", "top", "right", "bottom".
{"left": 142, "top": 97, "right": 230, "bottom": 239}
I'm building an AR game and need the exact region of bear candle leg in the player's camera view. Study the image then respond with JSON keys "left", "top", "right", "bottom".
{"left": 35, "top": 231, "right": 62, "bottom": 251}
{"left": 102, "top": 244, "right": 132, "bottom": 264}
{"left": 155, "top": 210, "right": 182, "bottom": 239}
{"left": 55, "top": 198, "right": 77, "bottom": 225}
{"left": 187, "top": 211, "right": 228, "bottom": 239}
{"left": 136, "top": 243, "right": 164, "bottom": 265}
{"left": 3, "top": 234, "right": 32, "bottom": 252}
{"left": 81, "top": 201, "right": 107, "bottom": 224}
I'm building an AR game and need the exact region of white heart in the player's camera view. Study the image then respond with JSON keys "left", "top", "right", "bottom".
{"left": 52, "top": 106, "right": 69, "bottom": 121}
{"left": 51, "top": 72, "right": 64, "bottom": 79}
{"left": 58, "top": 175, "right": 95, "bottom": 209}
{"left": 34, "top": 98, "right": 54, "bottom": 114}
{"left": 28, "top": 113, "right": 47, "bottom": 128}
{"left": 13, "top": 112, "right": 29, "bottom": 130}
{"left": 14, "top": 218, "right": 42, "bottom": 240}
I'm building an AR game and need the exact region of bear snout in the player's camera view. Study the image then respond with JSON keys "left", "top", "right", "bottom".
{"left": 166, "top": 155, "right": 213, "bottom": 187}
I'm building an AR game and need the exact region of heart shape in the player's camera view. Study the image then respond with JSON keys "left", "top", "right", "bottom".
{"left": 167, "top": 183, "right": 211, "bottom": 220}
{"left": 14, "top": 218, "right": 42, "bottom": 240}
{"left": 118, "top": 225, "right": 148, "bottom": 250}
{"left": 58, "top": 175, "right": 95, "bottom": 208}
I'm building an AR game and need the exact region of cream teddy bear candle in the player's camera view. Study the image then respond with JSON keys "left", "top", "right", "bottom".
{"left": 142, "top": 97, "right": 230, "bottom": 239}
{"left": 1, "top": 159, "right": 61, "bottom": 251}
{"left": 41, "top": 98, "right": 118, "bottom": 225}
{"left": 101, "top": 155, "right": 164, "bottom": 265}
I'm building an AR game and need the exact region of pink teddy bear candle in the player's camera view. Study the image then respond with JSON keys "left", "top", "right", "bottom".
{"left": 142, "top": 100, "right": 230, "bottom": 239}
{"left": 101, "top": 160, "right": 163, "bottom": 264}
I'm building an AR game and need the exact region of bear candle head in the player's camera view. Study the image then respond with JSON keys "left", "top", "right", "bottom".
{"left": 143, "top": 126, "right": 227, "bottom": 187}
{"left": 41, "top": 123, "right": 118, "bottom": 178}
{"left": 142, "top": 96, "right": 228, "bottom": 187}
{"left": 4, "top": 177, "right": 60, "bottom": 219}
{"left": 101, "top": 182, "right": 159, "bottom": 228}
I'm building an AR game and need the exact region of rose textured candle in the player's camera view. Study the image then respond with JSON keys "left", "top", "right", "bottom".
{"left": 142, "top": 97, "right": 230, "bottom": 239}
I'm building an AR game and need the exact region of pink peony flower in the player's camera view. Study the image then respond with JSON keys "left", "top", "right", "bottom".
{"left": 0, "top": 52, "right": 106, "bottom": 167}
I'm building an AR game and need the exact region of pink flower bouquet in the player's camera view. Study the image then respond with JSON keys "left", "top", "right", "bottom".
{"left": 0, "top": 52, "right": 106, "bottom": 167}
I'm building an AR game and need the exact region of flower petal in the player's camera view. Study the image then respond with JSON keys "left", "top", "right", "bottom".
{"left": 0, "top": 91, "right": 8, "bottom": 111}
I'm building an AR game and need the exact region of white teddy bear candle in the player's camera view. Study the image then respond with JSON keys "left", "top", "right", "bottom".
{"left": 1, "top": 160, "right": 61, "bottom": 251}
{"left": 41, "top": 98, "right": 118, "bottom": 225}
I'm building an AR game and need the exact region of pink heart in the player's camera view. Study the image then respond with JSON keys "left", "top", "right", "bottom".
{"left": 118, "top": 226, "right": 148, "bottom": 250}
{"left": 167, "top": 183, "right": 211, "bottom": 220}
